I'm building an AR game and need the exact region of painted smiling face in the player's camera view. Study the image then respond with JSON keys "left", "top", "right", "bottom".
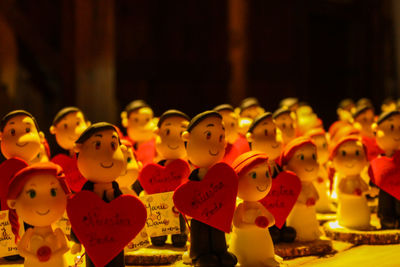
{"left": 333, "top": 140, "right": 367, "bottom": 177}
{"left": 8, "top": 174, "right": 67, "bottom": 227}
{"left": 374, "top": 113, "right": 400, "bottom": 154}
{"left": 182, "top": 115, "right": 226, "bottom": 168}
{"left": 50, "top": 111, "right": 89, "bottom": 151}
{"left": 125, "top": 107, "right": 155, "bottom": 143}
{"left": 155, "top": 116, "right": 188, "bottom": 160}
{"left": 75, "top": 129, "right": 126, "bottom": 183}
{"left": 310, "top": 134, "right": 329, "bottom": 165}
{"left": 0, "top": 115, "right": 42, "bottom": 162}
{"left": 238, "top": 163, "right": 272, "bottom": 202}
{"left": 219, "top": 109, "right": 240, "bottom": 145}
{"left": 274, "top": 112, "right": 296, "bottom": 144}
{"left": 247, "top": 116, "right": 282, "bottom": 160}
{"left": 353, "top": 109, "right": 375, "bottom": 138}
{"left": 286, "top": 143, "right": 319, "bottom": 182}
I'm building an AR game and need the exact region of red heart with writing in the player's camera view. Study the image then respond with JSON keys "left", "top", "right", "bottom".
{"left": 173, "top": 162, "right": 238, "bottom": 233}
{"left": 67, "top": 191, "right": 147, "bottom": 267}
{"left": 259, "top": 171, "right": 301, "bottom": 228}
{"left": 138, "top": 159, "right": 190, "bottom": 194}
{"left": 0, "top": 157, "right": 28, "bottom": 210}
{"left": 369, "top": 151, "right": 400, "bottom": 200}
{"left": 51, "top": 154, "right": 87, "bottom": 192}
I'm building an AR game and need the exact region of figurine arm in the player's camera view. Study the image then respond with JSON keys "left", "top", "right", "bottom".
{"left": 232, "top": 204, "right": 256, "bottom": 229}
{"left": 17, "top": 228, "right": 39, "bottom": 260}
{"left": 51, "top": 228, "right": 69, "bottom": 258}
{"left": 262, "top": 208, "right": 275, "bottom": 228}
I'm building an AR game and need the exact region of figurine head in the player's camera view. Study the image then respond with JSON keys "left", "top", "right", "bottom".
{"left": 337, "top": 98, "right": 355, "bottom": 122}
{"left": 352, "top": 105, "right": 375, "bottom": 138}
{"left": 7, "top": 162, "right": 70, "bottom": 241}
{"left": 280, "top": 137, "right": 319, "bottom": 182}
{"left": 0, "top": 110, "right": 43, "bottom": 162}
{"left": 279, "top": 97, "right": 299, "bottom": 112}
{"left": 214, "top": 104, "right": 240, "bottom": 144}
{"left": 381, "top": 97, "right": 397, "bottom": 113}
{"left": 330, "top": 136, "right": 367, "bottom": 177}
{"left": 74, "top": 122, "right": 127, "bottom": 183}
{"left": 181, "top": 111, "right": 225, "bottom": 168}
{"left": 30, "top": 137, "right": 51, "bottom": 164}
{"left": 232, "top": 151, "right": 272, "bottom": 202}
{"left": 116, "top": 139, "right": 141, "bottom": 189}
{"left": 238, "top": 97, "right": 265, "bottom": 119}
{"left": 154, "top": 109, "right": 189, "bottom": 160}
{"left": 121, "top": 100, "right": 155, "bottom": 143}
{"left": 50, "top": 107, "right": 90, "bottom": 151}
{"left": 372, "top": 110, "right": 400, "bottom": 155}
{"left": 273, "top": 107, "right": 296, "bottom": 144}
{"left": 246, "top": 112, "right": 282, "bottom": 160}
{"left": 305, "top": 128, "right": 329, "bottom": 165}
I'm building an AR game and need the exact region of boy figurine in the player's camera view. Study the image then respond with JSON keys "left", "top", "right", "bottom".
{"left": 214, "top": 104, "right": 249, "bottom": 165}
{"left": 120, "top": 100, "right": 157, "bottom": 166}
{"left": 50, "top": 107, "right": 91, "bottom": 192}
{"left": 181, "top": 111, "right": 237, "bottom": 267}
{"left": 273, "top": 107, "right": 297, "bottom": 146}
{"left": 71, "top": 122, "right": 127, "bottom": 266}
{"left": 369, "top": 110, "right": 400, "bottom": 229}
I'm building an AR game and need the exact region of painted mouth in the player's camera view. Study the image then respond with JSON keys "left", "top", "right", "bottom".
{"left": 256, "top": 185, "right": 268, "bottom": 192}
{"left": 16, "top": 142, "right": 28, "bottom": 147}
{"left": 36, "top": 210, "right": 50, "bottom": 216}
{"left": 167, "top": 144, "right": 179, "bottom": 150}
{"left": 393, "top": 137, "right": 400, "bottom": 142}
{"left": 271, "top": 143, "right": 280, "bottom": 149}
{"left": 345, "top": 164, "right": 354, "bottom": 169}
{"left": 305, "top": 167, "right": 314, "bottom": 172}
{"left": 209, "top": 150, "right": 219, "bottom": 156}
{"left": 100, "top": 162, "right": 114, "bottom": 168}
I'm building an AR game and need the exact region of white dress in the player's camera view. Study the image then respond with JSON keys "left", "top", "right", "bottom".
{"left": 314, "top": 167, "right": 333, "bottom": 213}
{"left": 287, "top": 202, "right": 322, "bottom": 242}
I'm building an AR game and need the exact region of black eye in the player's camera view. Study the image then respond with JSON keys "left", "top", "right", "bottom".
{"left": 266, "top": 171, "right": 270, "bottom": 178}
{"left": 76, "top": 121, "right": 80, "bottom": 126}
{"left": 127, "top": 157, "right": 132, "bottom": 163}
{"left": 25, "top": 128, "right": 31, "bottom": 133}
{"left": 146, "top": 118, "right": 150, "bottom": 122}
{"left": 274, "top": 128, "right": 277, "bottom": 134}
{"left": 111, "top": 142, "right": 117, "bottom": 151}
{"left": 231, "top": 123, "right": 235, "bottom": 128}
{"left": 391, "top": 124, "right": 394, "bottom": 131}
{"left": 323, "top": 143, "right": 327, "bottom": 149}
{"left": 341, "top": 150, "right": 347, "bottom": 156}
{"left": 10, "top": 129, "right": 15, "bottom": 136}
{"left": 282, "top": 123, "right": 286, "bottom": 129}
{"left": 166, "top": 129, "right": 170, "bottom": 136}
{"left": 312, "top": 153, "right": 316, "bottom": 160}
{"left": 27, "top": 189, "right": 36, "bottom": 199}
{"left": 64, "top": 124, "right": 68, "bottom": 129}
{"left": 355, "top": 150, "right": 360, "bottom": 156}
{"left": 299, "top": 154, "right": 304, "bottom": 160}
{"left": 95, "top": 141, "right": 101, "bottom": 150}
{"left": 50, "top": 188, "right": 57, "bottom": 197}
{"left": 206, "top": 131, "right": 212, "bottom": 140}
{"left": 251, "top": 172, "right": 257, "bottom": 179}
{"left": 264, "top": 130, "right": 268, "bottom": 136}
{"left": 134, "top": 118, "right": 139, "bottom": 122}
{"left": 219, "top": 135, "right": 223, "bottom": 142}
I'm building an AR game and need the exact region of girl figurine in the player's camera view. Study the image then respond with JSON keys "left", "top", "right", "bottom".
{"left": 6, "top": 161, "right": 70, "bottom": 267}
{"left": 331, "top": 136, "right": 371, "bottom": 230}
{"left": 281, "top": 137, "right": 322, "bottom": 241}
{"left": 230, "top": 151, "right": 280, "bottom": 267}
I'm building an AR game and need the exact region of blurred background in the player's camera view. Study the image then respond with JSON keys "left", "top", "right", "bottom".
{"left": 0, "top": 0, "right": 399, "bottom": 132}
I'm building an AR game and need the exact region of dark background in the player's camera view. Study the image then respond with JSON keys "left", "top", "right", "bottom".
{"left": 0, "top": 0, "right": 397, "bottom": 138}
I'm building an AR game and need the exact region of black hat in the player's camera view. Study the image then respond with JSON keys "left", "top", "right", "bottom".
{"left": 124, "top": 100, "right": 149, "bottom": 116}
{"left": 187, "top": 111, "right": 222, "bottom": 133}
{"left": 75, "top": 122, "right": 118, "bottom": 144}
{"left": 214, "top": 104, "right": 234, "bottom": 112}
{"left": 157, "top": 109, "right": 190, "bottom": 128}
{"left": 52, "top": 106, "right": 83, "bottom": 126}
{"left": 1, "top": 110, "right": 40, "bottom": 132}
{"left": 248, "top": 112, "right": 272, "bottom": 133}
{"left": 376, "top": 110, "right": 400, "bottom": 125}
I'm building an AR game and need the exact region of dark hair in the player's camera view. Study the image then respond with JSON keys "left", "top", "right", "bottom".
{"left": 338, "top": 98, "right": 355, "bottom": 110}
{"left": 186, "top": 111, "right": 222, "bottom": 133}
{"left": 52, "top": 106, "right": 84, "bottom": 126}
{"left": 157, "top": 109, "right": 189, "bottom": 128}
{"left": 248, "top": 112, "right": 272, "bottom": 133}
{"left": 352, "top": 105, "right": 374, "bottom": 119}
{"left": 75, "top": 122, "right": 119, "bottom": 144}
{"left": 0, "top": 110, "right": 40, "bottom": 132}
{"left": 376, "top": 110, "right": 400, "bottom": 125}
{"left": 272, "top": 107, "right": 291, "bottom": 119}
{"left": 124, "top": 100, "right": 150, "bottom": 117}
{"left": 239, "top": 97, "right": 259, "bottom": 113}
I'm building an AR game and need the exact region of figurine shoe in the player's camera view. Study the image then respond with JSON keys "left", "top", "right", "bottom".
{"left": 193, "top": 253, "right": 220, "bottom": 267}
{"left": 218, "top": 251, "right": 238, "bottom": 267}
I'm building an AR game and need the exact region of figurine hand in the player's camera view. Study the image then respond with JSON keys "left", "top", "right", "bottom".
{"left": 255, "top": 216, "right": 269, "bottom": 228}
{"left": 36, "top": 246, "right": 52, "bottom": 262}
{"left": 354, "top": 188, "right": 362, "bottom": 196}
{"left": 306, "top": 198, "right": 316, "bottom": 206}
{"left": 317, "top": 177, "right": 324, "bottom": 183}
{"left": 71, "top": 243, "right": 82, "bottom": 254}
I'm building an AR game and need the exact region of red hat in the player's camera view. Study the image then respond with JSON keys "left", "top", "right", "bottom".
{"left": 329, "top": 136, "right": 366, "bottom": 161}
{"left": 279, "top": 137, "right": 315, "bottom": 166}
{"left": 304, "top": 128, "right": 326, "bottom": 138}
{"left": 232, "top": 151, "right": 269, "bottom": 178}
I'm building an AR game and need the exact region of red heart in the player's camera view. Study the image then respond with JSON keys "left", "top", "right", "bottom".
{"left": 259, "top": 171, "right": 301, "bottom": 229}
{"left": 67, "top": 191, "right": 147, "bottom": 267}
{"left": 173, "top": 162, "right": 238, "bottom": 233}
{"left": 138, "top": 159, "right": 190, "bottom": 194}
{"left": 51, "top": 154, "right": 87, "bottom": 192}
{"left": 0, "top": 157, "right": 28, "bottom": 210}
{"left": 369, "top": 151, "right": 400, "bottom": 200}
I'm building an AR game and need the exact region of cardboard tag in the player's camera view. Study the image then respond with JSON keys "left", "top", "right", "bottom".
{"left": 173, "top": 162, "right": 238, "bottom": 233}
{"left": 369, "top": 151, "right": 400, "bottom": 200}
{"left": 66, "top": 191, "right": 147, "bottom": 267}
{"left": 259, "top": 171, "right": 301, "bottom": 228}
{"left": 125, "top": 228, "right": 150, "bottom": 252}
{"left": 138, "top": 159, "right": 190, "bottom": 194}
{"left": 51, "top": 154, "right": 87, "bottom": 192}
{"left": 140, "top": 191, "right": 181, "bottom": 237}
{"left": 0, "top": 210, "right": 24, "bottom": 257}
